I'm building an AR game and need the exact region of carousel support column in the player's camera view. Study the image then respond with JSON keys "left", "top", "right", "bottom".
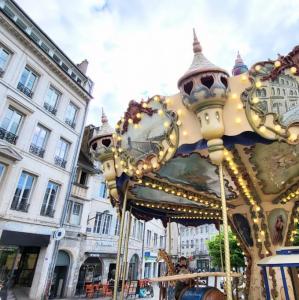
{"left": 113, "top": 185, "right": 129, "bottom": 300}
{"left": 120, "top": 209, "right": 133, "bottom": 300}
{"left": 219, "top": 163, "right": 232, "bottom": 300}
{"left": 280, "top": 267, "right": 290, "bottom": 300}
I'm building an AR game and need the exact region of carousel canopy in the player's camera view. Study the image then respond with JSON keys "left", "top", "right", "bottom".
{"left": 89, "top": 31, "right": 299, "bottom": 234}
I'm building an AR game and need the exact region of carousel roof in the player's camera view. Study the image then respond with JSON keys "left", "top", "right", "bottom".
{"left": 89, "top": 31, "right": 299, "bottom": 236}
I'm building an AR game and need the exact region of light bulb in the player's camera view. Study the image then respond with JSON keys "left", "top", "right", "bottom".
{"left": 274, "top": 60, "right": 281, "bottom": 67}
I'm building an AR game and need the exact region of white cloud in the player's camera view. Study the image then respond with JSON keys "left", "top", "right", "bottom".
{"left": 16, "top": 0, "right": 299, "bottom": 127}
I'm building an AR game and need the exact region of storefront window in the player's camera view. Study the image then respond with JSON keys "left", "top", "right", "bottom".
{"left": 0, "top": 246, "right": 18, "bottom": 282}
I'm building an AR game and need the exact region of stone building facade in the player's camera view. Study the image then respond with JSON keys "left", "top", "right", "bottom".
{"left": 0, "top": 0, "right": 93, "bottom": 299}
{"left": 179, "top": 224, "right": 218, "bottom": 271}
{"left": 56, "top": 121, "right": 166, "bottom": 298}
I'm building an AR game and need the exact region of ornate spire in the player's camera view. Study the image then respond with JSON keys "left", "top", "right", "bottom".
{"left": 178, "top": 29, "right": 229, "bottom": 88}
{"left": 101, "top": 107, "right": 108, "bottom": 124}
{"left": 232, "top": 51, "right": 248, "bottom": 76}
{"left": 193, "top": 28, "right": 202, "bottom": 53}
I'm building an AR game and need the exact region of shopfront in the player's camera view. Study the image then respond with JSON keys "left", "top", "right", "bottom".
{"left": 0, "top": 230, "right": 50, "bottom": 288}
{"left": 76, "top": 254, "right": 103, "bottom": 295}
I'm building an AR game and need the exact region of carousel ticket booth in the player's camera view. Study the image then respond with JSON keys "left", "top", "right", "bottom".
{"left": 88, "top": 29, "right": 299, "bottom": 300}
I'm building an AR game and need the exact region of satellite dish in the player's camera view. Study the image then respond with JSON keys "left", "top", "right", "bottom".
{"left": 53, "top": 228, "right": 65, "bottom": 241}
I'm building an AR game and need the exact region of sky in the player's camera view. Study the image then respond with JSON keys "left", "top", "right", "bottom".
{"left": 16, "top": 0, "right": 299, "bottom": 127}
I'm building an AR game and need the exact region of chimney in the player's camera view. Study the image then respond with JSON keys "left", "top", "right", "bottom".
{"left": 77, "top": 59, "right": 89, "bottom": 74}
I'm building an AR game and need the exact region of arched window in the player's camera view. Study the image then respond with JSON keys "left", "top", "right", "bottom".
{"left": 277, "top": 88, "right": 280, "bottom": 95}
{"left": 281, "top": 78, "right": 284, "bottom": 85}
{"left": 290, "top": 90, "right": 293, "bottom": 96}
{"left": 261, "top": 88, "right": 266, "bottom": 97}
{"left": 283, "top": 89, "right": 286, "bottom": 96}
{"left": 294, "top": 90, "right": 298, "bottom": 96}
{"left": 271, "top": 87, "right": 275, "bottom": 96}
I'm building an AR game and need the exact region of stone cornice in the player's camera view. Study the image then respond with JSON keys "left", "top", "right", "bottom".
{"left": 0, "top": 13, "right": 92, "bottom": 102}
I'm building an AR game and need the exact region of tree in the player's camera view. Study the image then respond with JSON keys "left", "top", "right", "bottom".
{"left": 207, "top": 230, "right": 245, "bottom": 271}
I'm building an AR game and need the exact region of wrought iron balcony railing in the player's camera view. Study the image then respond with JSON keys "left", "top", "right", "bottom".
{"left": 65, "top": 118, "right": 76, "bottom": 129}
{"left": 54, "top": 156, "right": 67, "bottom": 168}
{"left": 29, "top": 144, "right": 45, "bottom": 158}
{"left": 43, "top": 102, "right": 57, "bottom": 115}
{"left": 40, "top": 204, "right": 55, "bottom": 217}
{"left": 0, "top": 127, "right": 18, "bottom": 144}
{"left": 11, "top": 200, "right": 30, "bottom": 212}
{"left": 17, "top": 82, "right": 33, "bottom": 98}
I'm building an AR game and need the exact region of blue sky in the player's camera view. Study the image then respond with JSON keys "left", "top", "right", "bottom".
{"left": 16, "top": 0, "right": 299, "bottom": 127}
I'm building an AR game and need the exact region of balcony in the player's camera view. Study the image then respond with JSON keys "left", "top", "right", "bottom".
{"left": 0, "top": 127, "right": 18, "bottom": 144}
{"left": 11, "top": 200, "right": 30, "bottom": 212}
{"left": 29, "top": 144, "right": 45, "bottom": 158}
{"left": 72, "top": 183, "right": 88, "bottom": 199}
{"left": 17, "top": 82, "right": 33, "bottom": 98}
{"left": 54, "top": 156, "right": 67, "bottom": 168}
{"left": 43, "top": 102, "right": 57, "bottom": 115}
{"left": 65, "top": 118, "right": 76, "bottom": 129}
{"left": 40, "top": 204, "right": 55, "bottom": 217}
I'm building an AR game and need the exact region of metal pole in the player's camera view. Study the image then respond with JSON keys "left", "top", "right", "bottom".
{"left": 262, "top": 267, "right": 271, "bottom": 300}
{"left": 280, "top": 267, "right": 290, "bottom": 300}
{"left": 219, "top": 163, "right": 232, "bottom": 300}
{"left": 218, "top": 223, "right": 224, "bottom": 272}
{"left": 120, "top": 209, "right": 132, "bottom": 300}
{"left": 113, "top": 185, "right": 129, "bottom": 300}
{"left": 168, "top": 219, "right": 172, "bottom": 254}
{"left": 140, "top": 221, "right": 146, "bottom": 279}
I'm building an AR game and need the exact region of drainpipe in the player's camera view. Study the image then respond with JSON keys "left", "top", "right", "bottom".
{"left": 42, "top": 98, "right": 90, "bottom": 299}
{"left": 140, "top": 221, "right": 146, "bottom": 279}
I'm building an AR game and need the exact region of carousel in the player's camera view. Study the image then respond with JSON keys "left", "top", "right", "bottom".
{"left": 89, "top": 30, "right": 299, "bottom": 300}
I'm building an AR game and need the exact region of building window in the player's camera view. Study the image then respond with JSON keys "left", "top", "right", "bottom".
{"left": 191, "top": 240, "right": 194, "bottom": 248}
{"left": 30, "top": 124, "right": 49, "bottom": 158}
{"left": 146, "top": 230, "right": 151, "bottom": 246}
{"left": 0, "top": 46, "right": 11, "bottom": 74}
{"left": 54, "top": 138, "right": 70, "bottom": 168}
{"left": 0, "top": 106, "right": 23, "bottom": 144}
{"left": 137, "top": 221, "right": 144, "bottom": 240}
{"left": 93, "top": 211, "right": 112, "bottom": 234}
{"left": 17, "top": 66, "right": 38, "bottom": 98}
{"left": 40, "top": 181, "right": 59, "bottom": 217}
{"left": 160, "top": 235, "right": 164, "bottom": 248}
{"left": 200, "top": 227, "right": 203, "bottom": 234}
{"left": 205, "top": 225, "right": 208, "bottom": 233}
{"left": 115, "top": 218, "right": 120, "bottom": 235}
{"left": 99, "top": 181, "right": 107, "bottom": 198}
{"left": 186, "top": 240, "right": 189, "bottom": 248}
{"left": 11, "top": 171, "right": 36, "bottom": 212}
{"left": 44, "top": 86, "right": 60, "bottom": 115}
{"left": 77, "top": 169, "right": 88, "bottom": 186}
{"left": 132, "top": 218, "right": 137, "bottom": 237}
{"left": 0, "top": 162, "right": 6, "bottom": 183}
{"left": 200, "top": 238, "right": 204, "bottom": 251}
{"left": 66, "top": 200, "right": 83, "bottom": 225}
{"left": 65, "top": 102, "right": 78, "bottom": 129}
{"left": 154, "top": 233, "right": 158, "bottom": 247}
